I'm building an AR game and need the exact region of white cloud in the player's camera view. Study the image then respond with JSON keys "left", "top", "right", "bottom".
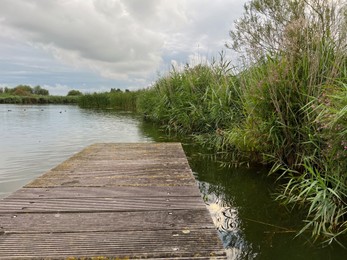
{"left": 0, "top": 0, "right": 246, "bottom": 89}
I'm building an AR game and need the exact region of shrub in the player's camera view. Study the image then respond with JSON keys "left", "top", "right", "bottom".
{"left": 33, "top": 86, "right": 49, "bottom": 96}
{"left": 67, "top": 90, "right": 83, "bottom": 96}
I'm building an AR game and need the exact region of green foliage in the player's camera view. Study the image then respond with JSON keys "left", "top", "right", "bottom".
{"left": 12, "top": 85, "right": 33, "bottom": 96}
{"left": 137, "top": 56, "right": 243, "bottom": 149}
{"left": 1, "top": 85, "right": 50, "bottom": 96}
{"left": 0, "top": 95, "right": 23, "bottom": 104}
{"left": 0, "top": 94, "right": 78, "bottom": 104}
{"left": 224, "top": 0, "right": 347, "bottom": 243}
{"left": 137, "top": 0, "right": 347, "bottom": 244}
{"left": 277, "top": 161, "right": 347, "bottom": 245}
{"left": 33, "top": 86, "right": 49, "bottom": 96}
{"left": 78, "top": 91, "right": 138, "bottom": 110}
{"left": 0, "top": 85, "right": 77, "bottom": 104}
{"left": 67, "top": 90, "right": 83, "bottom": 96}
{"left": 0, "top": 0, "right": 345, "bottom": 244}
{"left": 110, "top": 88, "right": 122, "bottom": 93}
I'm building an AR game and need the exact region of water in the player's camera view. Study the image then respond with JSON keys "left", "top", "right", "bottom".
{"left": 184, "top": 152, "right": 345, "bottom": 259}
{"left": 0, "top": 104, "right": 345, "bottom": 259}
{"left": 0, "top": 104, "right": 151, "bottom": 197}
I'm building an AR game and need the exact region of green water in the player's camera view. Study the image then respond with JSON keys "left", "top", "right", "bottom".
{"left": 0, "top": 104, "right": 345, "bottom": 259}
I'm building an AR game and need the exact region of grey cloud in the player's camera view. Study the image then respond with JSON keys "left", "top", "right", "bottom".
{"left": 122, "top": 0, "right": 158, "bottom": 21}
{"left": 0, "top": 0, "right": 246, "bottom": 86}
{"left": 0, "top": 0, "right": 164, "bottom": 79}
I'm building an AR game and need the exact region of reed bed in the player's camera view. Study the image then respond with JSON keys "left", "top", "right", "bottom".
{"left": 78, "top": 91, "right": 139, "bottom": 110}
{"left": 135, "top": 0, "right": 347, "bottom": 245}
{"left": 50, "top": 0, "right": 347, "bottom": 245}
{"left": 0, "top": 94, "right": 78, "bottom": 104}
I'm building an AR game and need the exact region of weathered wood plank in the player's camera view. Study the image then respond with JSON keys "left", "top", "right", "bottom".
{"left": 7, "top": 186, "right": 200, "bottom": 199}
{"left": 0, "top": 209, "right": 214, "bottom": 233}
{"left": 26, "top": 175, "right": 197, "bottom": 188}
{"left": 51, "top": 159, "right": 190, "bottom": 172}
{"left": 45, "top": 167, "right": 191, "bottom": 176}
{"left": 0, "top": 230, "right": 225, "bottom": 259}
{"left": 0, "top": 196, "right": 206, "bottom": 213}
{"left": 0, "top": 143, "right": 225, "bottom": 259}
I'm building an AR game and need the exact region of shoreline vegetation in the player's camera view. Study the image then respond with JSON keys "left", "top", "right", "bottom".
{"left": 0, "top": 85, "right": 80, "bottom": 104}
{"left": 78, "top": 89, "right": 138, "bottom": 110}
{"left": 82, "top": 0, "right": 347, "bottom": 246}
{"left": 1, "top": 0, "right": 346, "bottom": 246}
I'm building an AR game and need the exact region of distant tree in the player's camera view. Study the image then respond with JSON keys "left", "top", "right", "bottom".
{"left": 33, "top": 85, "right": 49, "bottom": 96}
{"left": 0, "top": 87, "right": 3, "bottom": 94}
{"left": 13, "top": 85, "right": 33, "bottom": 96}
{"left": 110, "top": 88, "right": 122, "bottom": 93}
{"left": 67, "top": 90, "right": 83, "bottom": 96}
{"left": 125, "top": 89, "right": 130, "bottom": 92}
{"left": 4, "top": 87, "right": 10, "bottom": 93}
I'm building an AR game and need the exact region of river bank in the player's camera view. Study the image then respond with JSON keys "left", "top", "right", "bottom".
{"left": 1, "top": 104, "right": 346, "bottom": 258}
{"left": 0, "top": 94, "right": 78, "bottom": 104}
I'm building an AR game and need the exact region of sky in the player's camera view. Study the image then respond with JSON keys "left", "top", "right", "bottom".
{"left": 0, "top": 0, "right": 247, "bottom": 95}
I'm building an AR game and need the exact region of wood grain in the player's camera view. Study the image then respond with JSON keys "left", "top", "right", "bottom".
{"left": 0, "top": 143, "right": 225, "bottom": 259}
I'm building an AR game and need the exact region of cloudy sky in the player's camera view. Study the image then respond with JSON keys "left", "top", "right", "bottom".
{"left": 0, "top": 0, "right": 246, "bottom": 95}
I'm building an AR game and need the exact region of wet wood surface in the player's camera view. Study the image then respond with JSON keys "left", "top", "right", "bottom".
{"left": 0, "top": 143, "right": 226, "bottom": 259}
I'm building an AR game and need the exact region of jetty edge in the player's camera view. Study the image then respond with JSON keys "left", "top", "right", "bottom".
{"left": 0, "top": 142, "right": 226, "bottom": 259}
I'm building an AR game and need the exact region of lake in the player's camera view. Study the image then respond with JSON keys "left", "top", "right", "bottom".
{"left": 0, "top": 104, "right": 151, "bottom": 197}
{"left": 0, "top": 104, "right": 345, "bottom": 259}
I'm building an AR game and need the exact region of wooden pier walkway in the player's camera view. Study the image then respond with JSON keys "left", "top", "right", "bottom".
{"left": 0, "top": 143, "right": 226, "bottom": 259}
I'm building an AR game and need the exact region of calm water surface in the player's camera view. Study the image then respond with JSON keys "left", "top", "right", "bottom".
{"left": 0, "top": 104, "right": 151, "bottom": 197}
{"left": 0, "top": 104, "right": 345, "bottom": 259}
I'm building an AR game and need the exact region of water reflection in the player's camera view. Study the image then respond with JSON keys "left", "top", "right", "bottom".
{"left": 200, "top": 181, "right": 258, "bottom": 259}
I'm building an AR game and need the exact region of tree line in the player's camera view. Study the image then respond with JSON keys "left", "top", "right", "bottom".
{"left": 0, "top": 85, "right": 49, "bottom": 96}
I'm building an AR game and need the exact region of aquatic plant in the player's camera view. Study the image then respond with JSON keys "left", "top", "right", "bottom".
{"left": 137, "top": 0, "right": 347, "bottom": 243}
{"left": 0, "top": 94, "right": 78, "bottom": 104}
{"left": 225, "top": 0, "right": 347, "bottom": 243}
{"left": 137, "top": 53, "right": 243, "bottom": 141}
{"left": 78, "top": 90, "right": 139, "bottom": 110}
{"left": 50, "top": 0, "right": 347, "bottom": 244}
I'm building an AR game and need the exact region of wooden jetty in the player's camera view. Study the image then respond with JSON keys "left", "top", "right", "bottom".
{"left": 0, "top": 143, "right": 226, "bottom": 259}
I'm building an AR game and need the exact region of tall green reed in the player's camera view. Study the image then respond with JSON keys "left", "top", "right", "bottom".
{"left": 79, "top": 91, "right": 138, "bottom": 110}
{"left": 137, "top": 55, "right": 243, "bottom": 150}
{"left": 75, "top": 0, "right": 347, "bottom": 244}
{"left": 225, "top": 0, "right": 347, "bottom": 243}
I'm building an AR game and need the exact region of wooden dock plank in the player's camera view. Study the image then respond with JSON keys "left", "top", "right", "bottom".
{"left": 25, "top": 176, "right": 197, "bottom": 188}
{"left": 0, "top": 210, "right": 214, "bottom": 234}
{"left": 0, "top": 230, "right": 225, "bottom": 259}
{"left": 0, "top": 143, "right": 225, "bottom": 259}
{"left": 0, "top": 196, "right": 206, "bottom": 213}
{"left": 7, "top": 186, "right": 200, "bottom": 199}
